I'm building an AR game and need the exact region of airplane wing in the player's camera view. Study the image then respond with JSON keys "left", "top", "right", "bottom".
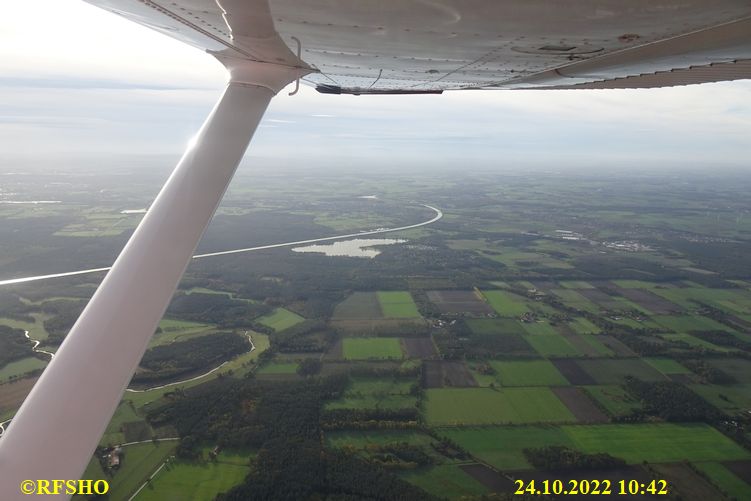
{"left": 1, "top": 1, "right": 749, "bottom": 498}
{"left": 85, "top": 0, "right": 751, "bottom": 92}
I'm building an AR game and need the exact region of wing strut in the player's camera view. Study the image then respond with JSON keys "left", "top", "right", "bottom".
{"left": 0, "top": 60, "right": 308, "bottom": 499}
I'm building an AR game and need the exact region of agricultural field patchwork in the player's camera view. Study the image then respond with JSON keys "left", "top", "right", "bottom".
{"left": 5, "top": 168, "right": 751, "bottom": 499}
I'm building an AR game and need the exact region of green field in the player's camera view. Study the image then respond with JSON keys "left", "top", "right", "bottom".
{"left": 652, "top": 287, "right": 751, "bottom": 314}
{"left": 0, "top": 357, "right": 47, "bottom": 383}
{"left": 520, "top": 321, "right": 558, "bottom": 336}
{"left": 136, "top": 450, "right": 251, "bottom": 500}
{"left": 376, "top": 291, "right": 421, "bottom": 318}
{"left": 568, "top": 317, "right": 601, "bottom": 334}
{"left": 652, "top": 315, "right": 733, "bottom": 333}
{"left": 256, "top": 362, "right": 299, "bottom": 374}
{"left": 333, "top": 292, "right": 382, "bottom": 319}
{"left": 257, "top": 308, "right": 304, "bottom": 331}
{"left": 100, "top": 401, "right": 142, "bottom": 445}
{"left": 424, "top": 387, "right": 575, "bottom": 425}
{"left": 483, "top": 250, "right": 573, "bottom": 270}
{"left": 526, "top": 334, "right": 580, "bottom": 357}
{"left": 82, "top": 441, "right": 178, "bottom": 500}
{"left": 612, "top": 280, "right": 668, "bottom": 290}
{"left": 551, "top": 289, "right": 600, "bottom": 313}
{"left": 584, "top": 385, "right": 642, "bottom": 417}
{"left": 560, "top": 281, "right": 595, "bottom": 289}
{"left": 150, "top": 319, "right": 213, "bottom": 347}
{"left": 326, "top": 376, "right": 416, "bottom": 410}
{"left": 706, "top": 358, "right": 751, "bottom": 383}
{"left": 342, "top": 338, "right": 404, "bottom": 360}
{"left": 440, "top": 426, "right": 573, "bottom": 470}
{"left": 0, "top": 314, "right": 50, "bottom": 341}
{"left": 579, "top": 334, "right": 614, "bottom": 356}
{"left": 564, "top": 423, "right": 751, "bottom": 463}
{"left": 345, "top": 377, "right": 414, "bottom": 395}
{"left": 326, "top": 394, "right": 417, "bottom": 411}
{"left": 466, "top": 318, "right": 526, "bottom": 336}
{"left": 689, "top": 384, "right": 751, "bottom": 414}
{"left": 693, "top": 462, "right": 751, "bottom": 500}
{"left": 481, "top": 290, "right": 531, "bottom": 316}
{"left": 326, "top": 430, "right": 435, "bottom": 449}
{"left": 660, "top": 333, "right": 730, "bottom": 352}
{"left": 400, "top": 465, "right": 488, "bottom": 499}
{"left": 644, "top": 357, "right": 691, "bottom": 375}
{"left": 490, "top": 360, "right": 568, "bottom": 387}
{"left": 577, "top": 359, "right": 668, "bottom": 384}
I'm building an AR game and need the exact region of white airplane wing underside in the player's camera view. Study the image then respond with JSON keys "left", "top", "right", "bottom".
{"left": 1, "top": 1, "right": 750, "bottom": 498}
{"left": 90, "top": 0, "right": 751, "bottom": 91}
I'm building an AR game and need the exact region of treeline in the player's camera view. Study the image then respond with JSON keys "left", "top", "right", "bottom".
{"left": 349, "top": 363, "right": 421, "bottom": 378}
{"left": 691, "top": 330, "right": 751, "bottom": 351}
{"left": 609, "top": 331, "right": 672, "bottom": 357}
{"left": 132, "top": 332, "right": 248, "bottom": 384}
{"left": 0, "top": 325, "right": 33, "bottom": 368}
{"left": 699, "top": 301, "right": 751, "bottom": 330}
{"left": 366, "top": 442, "right": 433, "bottom": 468}
{"left": 166, "top": 293, "right": 271, "bottom": 327}
{"left": 523, "top": 446, "right": 626, "bottom": 471}
{"left": 624, "top": 377, "right": 722, "bottom": 422}
{"left": 320, "top": 408, "right": 419, "bottom": 430}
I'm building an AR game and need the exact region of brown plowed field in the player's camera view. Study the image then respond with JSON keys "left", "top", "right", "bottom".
{"left": 427, "top": 290, "right": 494, "bottom": 315}
{"left": 598, "top": 336, "right": 637, "bottom": 357}
{"left": 557, "top": 325, "right": 602, "bottom": 357}
{"left": 653, "top": 463, "right": 725, "bottom": 501}
{"left": 403, "top": 337, "right": 437, "bottom": 358}
{"left": 422, "top": 360, "right": 477, "bottom": 388}
{"left": 723, "top": 460, "right": 751, "bottom": 485}
{"left": 324, "top": 339, "right": 343, "bottom": 360}
{"left": 0, "top": 376, "right": 38, "bottom": 416}
{"left": 552, "top": 359, "right": 597, "bottom": 385}
{"left": 422, "top": 360, "right": 443, "bottom": 388}
{"left": 612, "top": 287, "right": 682, "bottom": 315}
{"left": 460, "top": 464, "right": 514, "bottom": 492}
{"left": 552, "top": 386, "right": 609, "bottom": 423}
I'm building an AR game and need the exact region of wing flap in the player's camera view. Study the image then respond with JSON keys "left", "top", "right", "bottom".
{"left": 527, "top": 59, "right": 751, "bottom": 90}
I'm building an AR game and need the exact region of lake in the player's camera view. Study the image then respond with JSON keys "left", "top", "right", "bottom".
{"left": 291, "top": 238, "right": 406, "bottom": 258}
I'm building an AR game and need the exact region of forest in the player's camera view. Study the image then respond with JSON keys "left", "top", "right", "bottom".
{"left": 132, "top": 332, "right": 249, "bottom": 384}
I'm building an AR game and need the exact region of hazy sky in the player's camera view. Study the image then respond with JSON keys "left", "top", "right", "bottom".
{"left": 1, "top": 0, "right": 750, "bottom": 169}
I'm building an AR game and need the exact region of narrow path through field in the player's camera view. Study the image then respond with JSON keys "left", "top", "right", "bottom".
{"left": 0, "top": 204, "right": 442, "bottom": 286}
